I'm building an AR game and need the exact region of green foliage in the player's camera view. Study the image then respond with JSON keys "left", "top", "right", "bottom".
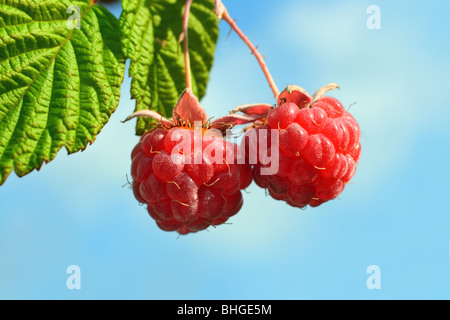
{"left": 0, "top": 0, "right": 219, "bottom": 186}
{"left": 0, "top": 0, "right": 125, "bottom": 185}
{"left": 120, "top": 0, "right": 219, "bottom": 135}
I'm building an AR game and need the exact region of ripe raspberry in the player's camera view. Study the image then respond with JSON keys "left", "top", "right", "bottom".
{"left": 241, "top": 83, "right": 361, "bottom": 208}
{"left": 128, "top": 89, "right": 253, "bottom": 235}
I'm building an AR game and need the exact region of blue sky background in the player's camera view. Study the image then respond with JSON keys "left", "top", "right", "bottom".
{"left": 1, "top": 0, "right": 450, "bottom": 299}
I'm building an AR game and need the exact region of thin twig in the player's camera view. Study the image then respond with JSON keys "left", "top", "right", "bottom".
{"left": 179, "top": 0, "right": 193, "bottom": 90}
{"left": 219, "top": 4, "right": 279, "bottom": 98}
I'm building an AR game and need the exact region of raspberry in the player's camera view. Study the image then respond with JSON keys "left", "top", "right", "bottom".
{"left": 132, "top": 127, "right": 250, "bottom": 235}
{"left": 128, "top": 89, "right": 253, "bottom": 235}
{"left": 242, "top": 83, "right": 361, "bottom": 208}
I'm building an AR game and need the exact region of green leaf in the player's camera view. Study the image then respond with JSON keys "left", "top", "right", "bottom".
{"left": 120, "top": 0, "right": 219, "bottom": 135}
{"left": 0, "top": 0, "right": 125, "bottom": 185}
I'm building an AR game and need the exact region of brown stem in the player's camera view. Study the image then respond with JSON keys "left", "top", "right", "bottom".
{"left": 220, "top": 5, "right": 279, "bottom": 98}
{"left": 180, "top": 0, "right": 193, "bottom": 90}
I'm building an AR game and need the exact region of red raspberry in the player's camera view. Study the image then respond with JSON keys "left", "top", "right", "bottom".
{"left": 242, "top": 83, "right": 361, "bottom": 208}
{"left": 128, "top": 89, "right": 253, "bottom": 235}
{"left": 132, "top": 128, "right": 251, "bottom": 235}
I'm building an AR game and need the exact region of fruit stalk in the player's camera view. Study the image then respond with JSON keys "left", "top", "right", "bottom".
{"left": 180, "top": 0, "right": 194, "bottom": 90}
{"left": 219, "top": 4, "right": 280, "bottom": 98}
